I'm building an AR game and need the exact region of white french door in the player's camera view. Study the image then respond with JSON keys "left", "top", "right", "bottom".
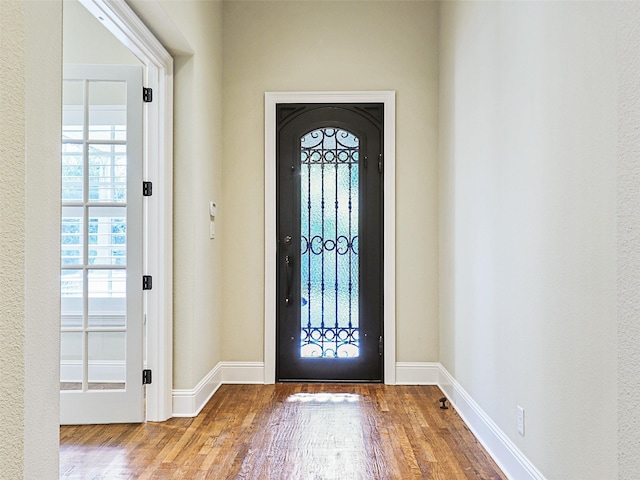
{"left": 60, "top": 65, "right": 144, "bottom": 424}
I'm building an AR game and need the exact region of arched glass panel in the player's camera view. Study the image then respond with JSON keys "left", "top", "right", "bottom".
{"left": 300, "top": 128, "right": 359, "bottom": 358}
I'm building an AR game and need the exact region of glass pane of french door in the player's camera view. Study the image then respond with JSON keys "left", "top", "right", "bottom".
{"left": 60, "top": 65, "right": 143, "bottom": 424}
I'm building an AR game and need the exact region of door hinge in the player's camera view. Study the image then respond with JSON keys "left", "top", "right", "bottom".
{"left": 379, "top": 336, "right": 384, "bottom": 356}
{"left": 364, "top": 156, "right": 368, "bottom": 168}
{"left": 142, "top": 369, "right": 152, "bottom": 385}
{"left": 143, "top": 181, "right": 153, "bottom": 197}
{"left": 143, "top": 87, "right": 153, "bottom": 103}
{"left": 142, "top": 275, "right": 153, "bottom": 290}
{"left": 378, "top": 154, "right": 383, "bottom": 174}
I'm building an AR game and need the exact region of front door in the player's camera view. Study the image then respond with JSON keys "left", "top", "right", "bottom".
{"left": 276, "top": 104, "right": 384, "bottom": 382}
{"left": 60, "top": 65, "right": 144, "bottom": 424}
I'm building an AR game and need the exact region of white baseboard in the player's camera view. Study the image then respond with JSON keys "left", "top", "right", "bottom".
{"left": 395, "top": 362, "right": 441, "bottom": 384}
{"left": 438, "top": 366, "right": 546, "bottom": 480}
{"left": 171, "top": 361, "right": 544, "bottom": 480}
{"left": 172, "top": 362, "right": 264, "bottom": 417}
{"left": 221, "top": 361, "right": 265, "bottom": 384}
{"left": 172, "top": 363, "right": 223, "bottom": 417}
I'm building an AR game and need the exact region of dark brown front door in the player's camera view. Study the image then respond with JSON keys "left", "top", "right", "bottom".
{"left": 276, "top": 103, "right": 384, "bottom": 382}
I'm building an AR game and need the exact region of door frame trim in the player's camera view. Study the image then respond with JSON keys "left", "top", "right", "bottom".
{"left": 79, "top": 0, "right": 174, "bottom": 421}
{"left": 264, "top": 91, "right": 396, "bottom": 384}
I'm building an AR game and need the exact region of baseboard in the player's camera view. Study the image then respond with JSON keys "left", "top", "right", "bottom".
{"left": 221, "top": 361, "right": 265, "bottom": 384}
{"left": 395, "top": 362, "right": 441, "bottom": 384}
{"left": 438, "top": 366, "right": 547, "bottom": 480}
{"left": 172, "top": 362, "right": 264, "bottom": 417}
{"left": 172, "top": 363, "right": 223, "bottom": 417}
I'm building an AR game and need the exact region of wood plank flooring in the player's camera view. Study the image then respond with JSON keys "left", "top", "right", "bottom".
{"left": 60, "top": 384, "right": 507, "bottom": 479}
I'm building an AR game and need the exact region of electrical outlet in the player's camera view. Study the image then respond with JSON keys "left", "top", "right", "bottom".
{"left": 517, "top": 406, "right": 525, "bottom": 436}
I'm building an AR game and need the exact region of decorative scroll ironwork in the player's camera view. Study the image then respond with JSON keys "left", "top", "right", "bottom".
{"left": 301, "top": 235, "right": 358, "bottom": 256}
{"left": 300, "top": 128, "right": 359, "bottom": 165}
{"left": 301, "top": 326, "right": 359, "bottom": 359}
{"left": 300, "top": 128, "right": 360, "bottom": 358}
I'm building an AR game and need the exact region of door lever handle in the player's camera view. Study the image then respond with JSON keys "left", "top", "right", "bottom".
{"left": 285, "top": 255, "right": 292, "bottom": 306}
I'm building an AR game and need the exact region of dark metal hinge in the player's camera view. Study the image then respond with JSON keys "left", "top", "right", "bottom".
{"left": 143, "top": 87, "right": 153, "bottom": 103}
{"left": 142, "top": 369, "right": 152, "bottom": 385}
{"left": 379, "top": 336, "right": 384, "bottom": 356}
{"left": 143, "top": 275, "right": 153, "bottom": 290}
{"left": 378, "top": 154, "right": 383, "bottom": 174}
{"left": 364, "top": 156, "right": 368, "bottom": 168}
{"left": 143, "top": 181, "right": 152, "bottom": 197}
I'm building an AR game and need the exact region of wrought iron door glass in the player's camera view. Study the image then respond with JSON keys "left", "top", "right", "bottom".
{"left": 300, "top": 128, "right": 359, "bottom": 358}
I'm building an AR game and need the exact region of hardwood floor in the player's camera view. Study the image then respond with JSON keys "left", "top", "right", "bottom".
{"left": 60, "top": 384, "right": 506, "bottom": 479}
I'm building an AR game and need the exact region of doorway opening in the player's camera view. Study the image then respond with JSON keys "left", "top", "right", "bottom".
{"left": 264, "top": 91, "right": 396, "bottom": 384}
{"left": 61, "top": 0, "right": 173, "bottom": 422}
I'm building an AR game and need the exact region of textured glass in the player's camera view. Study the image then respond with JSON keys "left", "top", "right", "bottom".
{"left": 88, "top": 269, "right": 126, "bottom": 328}
{"left": 300, "top": 128, "right": 359, "bottom": 358}
{"left": 88, "top": 144, "right": 127, "bottom": 202}
{"left": 88, "top": 207, "right": 126, "bottom": 265}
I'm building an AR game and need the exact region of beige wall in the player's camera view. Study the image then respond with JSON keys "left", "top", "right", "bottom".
{"left": 157, "top": 0, "right": 224, "bottom": 389}
{"left": 617, "top": 3, "right": 640, "bottom": 477}
{"left": 221, "top": 0, "right": 440, "bottom": 362}
{"left": 0, "top": 1, "right": 62, "bottom": 478}
{"left": 439, "top": 2, "right": 618, "bottom": 478}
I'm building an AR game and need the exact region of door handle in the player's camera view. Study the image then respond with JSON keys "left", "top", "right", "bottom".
{"left": 285, "top": 255, "right": 292, "bottom": 306}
